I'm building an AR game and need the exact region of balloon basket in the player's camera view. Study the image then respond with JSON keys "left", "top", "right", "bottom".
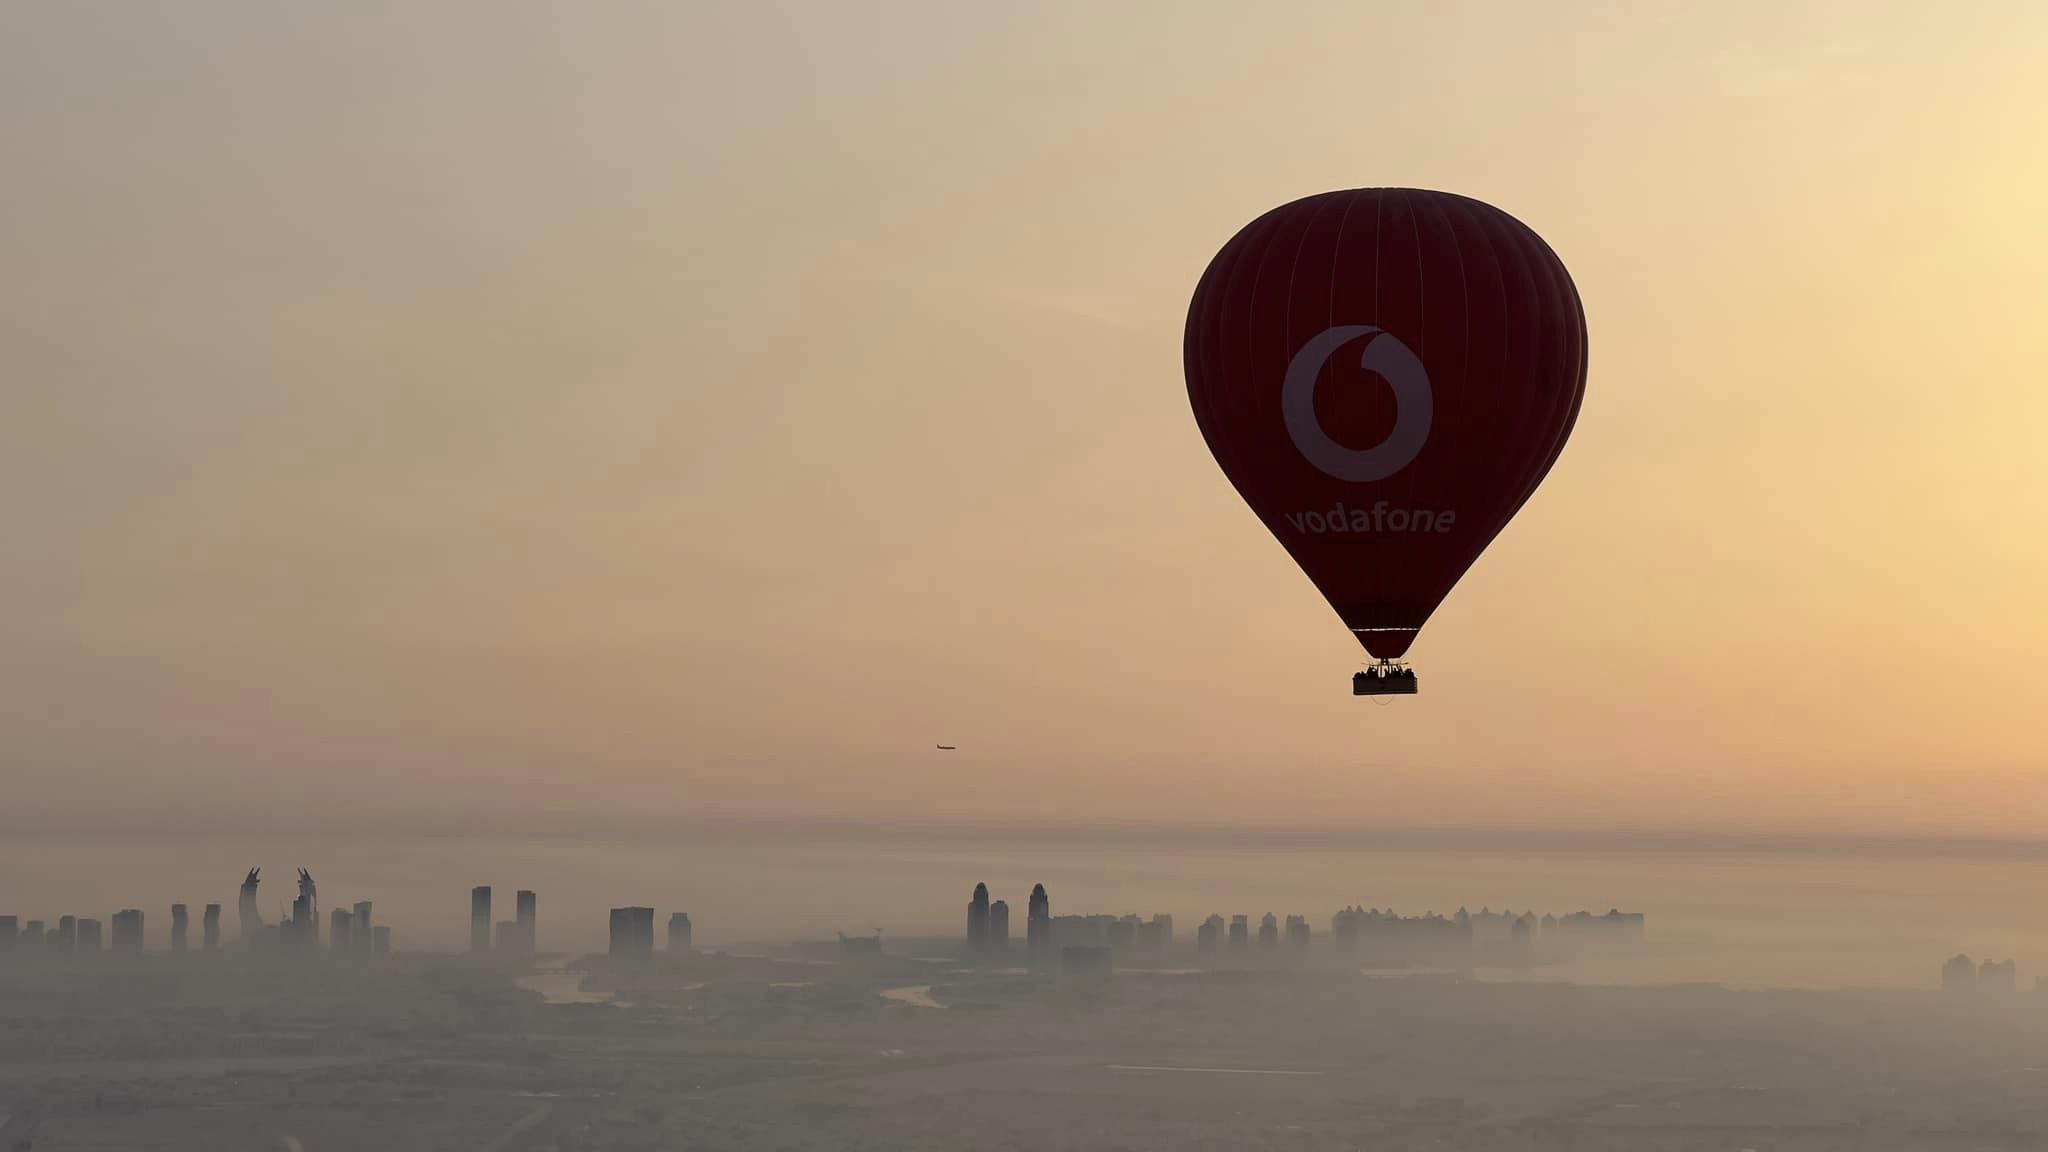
{"left": 1353, "top": 664, "right": 1417, "bottom": 696}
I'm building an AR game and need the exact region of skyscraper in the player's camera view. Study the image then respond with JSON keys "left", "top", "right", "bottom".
{"left": 330, "top": 909, "right": 354, "bottom": 952}
{"left": 291, "top": 869, "right": 319, "bottom": 947}
{"left": 966, "top": 883, "right": 990, "bottom": 952}
{"left": 609, "top": 907, "right": 654, "bottom": 967}
{"left": 1258, "top": 913, "right": 1279, "bottom": 948}
{"left": 170, "top": 904, "right": 189, "bottom": 953}
{"left": 22, "top": 921, "right": 44, "bottom": 954}
{"left": 75, "top": 918, "right": 102, "bottom": 957}
{"left": 352, "top": 902, "right": 373, "bottom": 954}
{"left": 110, "top": 909, "right": 144, "bottom": 955}
{"left": 667, "top": 912, "right": 692, "bottom": 954}
{"left": 56, "top": 916, "right": 77, "bottom": 956}
{"left": 202, "top": 904, "right": 221, "bottom": 951}
{"left": 470, "top": 886, "right": 492, "bottom": 954}
{"left": 989, "top": 900, "right": 1010, "bottom": 953}
{"left": 1228, "top": 914, "right": 1249, "bottom": 950}
{"left": 1285, "top": 915, "right": 1310, "bottom": 948}
{"left": 515, "top": 890, "right": 537, "bottom": 954}
{"left": 1027, "top": 884, "right": 1051, "bottom": 955}
{"left": 1198, "top": 915, "right": 1224, "bottom": 951}
{"left": 237, "top": 868, "right": 262, "bottom": 941}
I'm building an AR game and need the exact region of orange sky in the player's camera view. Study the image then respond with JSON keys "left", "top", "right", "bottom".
{"left": 3, "top": 2, "right": 2045, "bottom": 837}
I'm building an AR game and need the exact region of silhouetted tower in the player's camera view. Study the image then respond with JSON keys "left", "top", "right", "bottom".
{"left": 56, "top": 916, "right": 77, "bottom": 956}
{"left": 1108, "top": 915, "right": 1138, "bottom": 951}
{"left": 1228, "top": 914, "right": 1249, "bottom": 950}
{"left": 75, "top": 918, "right": 102, "bottom": 957}
{"left": 1027, "top": 884, "right": 1051, "bottom": 955}
{"left": 352, "top": 902, "right": 373, "bottom": 954}
{"left": 470, "top": 886, "right": 492, "bottom": 953}
{"left": 22, "top": 920, "right": 45, "bottom": 954}
{"left": 1981, "top": 958, "right": 2018, "bottom": 992}
{"left": 989, "top": 900, "right": 1010, "bottom": 952}
{"left": 1285, "top": 915, "right": 1310, "bottom": 949}
{"left": 1942, "top": 953, "right": 1977, "bottom": 991}
{"left": 1332, "top": 907, "right": 1359, "bottom": 950}
{"left": 610, "top": 907, "right": 655, "bottom": 967}
{"left": 170, "top": 904, "right": 189, "bottom": 953}
{"left": 202, "top": 904, "right": 221, "bottom": 951}
{"left": 330, "top": 909, "right": 354, "bottom": 951}
{"left": 516, "top": 890, "right": 537, "bottom": 954}
{"left": 1197, "top": 915, "right": 1223, "bottom": 952}
{"left": 1258, "top": 913, "right": 1279, "bottom": 949}
{"left": 667, "top": 911, "right": 693, "bottom": 954}
{"left": 967, "top": 883, "right": 991, "bottom": 953}
{"left": 237, "top": 868, "right": 262, "bottom": 941}
{"left": 292, "top": 869, "right": 319, "bottom": 946}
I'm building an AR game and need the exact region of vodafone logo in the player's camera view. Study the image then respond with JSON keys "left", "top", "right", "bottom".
{"left": 1281, "top": 325, "right": 1432, "bottom": 483}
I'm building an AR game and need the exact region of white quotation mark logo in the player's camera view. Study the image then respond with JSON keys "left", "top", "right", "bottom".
{"left": 1281, "top": 325, "right": 1432, "bottom": 482}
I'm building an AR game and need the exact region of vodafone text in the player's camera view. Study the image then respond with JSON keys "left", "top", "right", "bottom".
{"left": 1284, "top": 502, "right": 1456, "bottom": 535}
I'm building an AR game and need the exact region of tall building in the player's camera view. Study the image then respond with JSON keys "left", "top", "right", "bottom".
{"left": 352, "top": 902, "right": 373, "bottom": 954}
{"left": 237, "top": 868, "right": 262, "bottom": 941}
{"left": 291, "top": 869, "right": 319, "bottom": 947}
{"left": 1259, "top": 913, "right": 1279, "bottom": 949}
{"left": 202, "top": 904, "right": 221, "bottom": 951}
{"left": 1332, "top": 907, "right": 1360, "bottom": 950}
{"left": 0, "top": 916, "right": 16, "bottom": 960}
{"left": 330, "top": 909, "right": 354, "bottom": 951}
{"left": 1942, "top": 953, "right": 1978, "bottom": 991}
{"left": 1197, "top": 915, "right": 1223, "bottom": 951}
{"left": 470, "top": 887, "right": 492, "bottom": 953}
{"left": 966, "top": 883, "right": 990, "bottom": 953}
{"left": 21, "top": 920, "right": 44, "bottom": 954}
{"left": 110, "top": 909, "right": 144, "bottom": 955}
{"left": 667, "top": 912, "right": 692, "bottom": 954}
{"left": 1027, "top": 884, "right": 1051, "bottom": 955}
{"left": 1285, "top": 915, "right": 1310, "bottom": 949}
{"left": 1981, "top": 958, "right": 2018, "bottom": 992}
{"left": 1107, "top": 915, "right": 1137, "bottom": 951}
{"left": 1150, "top": 914, "right": 1173, "bottom": 950}
{"left": 1228, "top": 914, "right": 1249, "bottom": 950}
{"left": 515, "top": 890, "right": 537, "bottom": 954}
{"left": 989, "top": 900, "right": 1010, "bottom": 952}
{"left": 75, "top": 918, "right": 102, "bottom": 957}
{"left": 170, "top": 904, "right": 189, "bottom": 953}
{"left": 609, "top": 907, "right": 655, "bottom": 967}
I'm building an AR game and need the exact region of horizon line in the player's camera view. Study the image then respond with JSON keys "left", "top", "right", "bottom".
{"left": 2, "top": 812, "right": 2046, "bottom": 859}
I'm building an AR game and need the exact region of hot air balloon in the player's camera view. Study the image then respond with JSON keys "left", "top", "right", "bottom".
{"left": 1183, "top": 189, "right": 1586, "bottom": 695}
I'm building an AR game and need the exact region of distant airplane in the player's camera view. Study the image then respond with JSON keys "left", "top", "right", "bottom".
{"left": 935, "top": 744, "right": 957, "bottom": 751}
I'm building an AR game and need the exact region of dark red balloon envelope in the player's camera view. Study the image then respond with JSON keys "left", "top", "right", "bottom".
{"left": 1184, "top": 189, "right": 1587, "bottom": 660}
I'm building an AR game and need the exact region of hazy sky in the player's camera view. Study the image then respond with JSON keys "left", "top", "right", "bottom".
{"left": 4, "top": 2, "right": 2045, "bottom": 837}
